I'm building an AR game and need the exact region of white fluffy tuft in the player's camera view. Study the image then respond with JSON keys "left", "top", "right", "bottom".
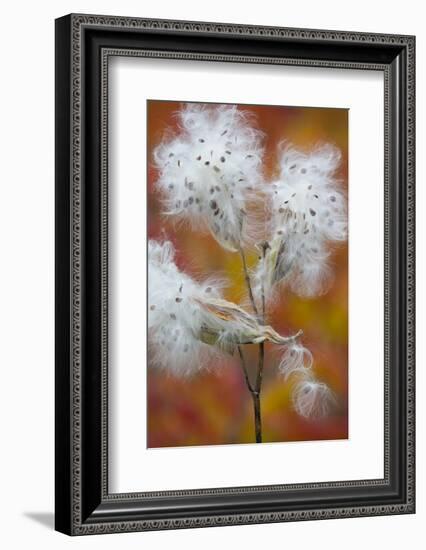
{"left": 254, "top": 143, "right": 347, "bottom": 301}
{"left": 148, "top": 240, "right": 272, "bottom": 376}
{"left": 291, "top": 377, "right": 335, "bottom": 418}
{"left": 148, "top": 240, "right": 222, "bottom": 376}
{"left": 153, "top": 103, "right": 264, "bottom": 251}
{"left": 277, "top": 340, "right": 313, "bottom": 381}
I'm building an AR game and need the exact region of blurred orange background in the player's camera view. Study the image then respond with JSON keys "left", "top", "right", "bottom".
{"left": 147, "top": 100, "right": 348, "bottom": 448}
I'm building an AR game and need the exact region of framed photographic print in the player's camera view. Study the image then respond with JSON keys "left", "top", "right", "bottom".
{"left": 55, "top": 14, "right": 415, "bottom": 535}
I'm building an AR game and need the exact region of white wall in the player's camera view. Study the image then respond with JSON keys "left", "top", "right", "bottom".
{"left": 0, "top": 0, "right": 422, "bottom": 548}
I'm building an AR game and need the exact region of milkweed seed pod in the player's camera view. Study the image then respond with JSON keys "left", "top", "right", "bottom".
{"left": 254, "top": 144, "right": 347, "bottom": 301}
{"left": 148, "top": 240, "right": 303, "bottom": 376}
{"left": 153, "top": 104, "right": 264, "bottom": 252}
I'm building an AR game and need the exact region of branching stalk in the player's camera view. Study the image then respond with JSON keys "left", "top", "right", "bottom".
{"left": 238, "top": 242, "right": 268, "bottom": 443}
{"left": 239, "top": 246, "right": 259, "bottom": 319}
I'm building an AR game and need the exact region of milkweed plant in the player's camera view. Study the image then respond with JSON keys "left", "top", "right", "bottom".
{"left": 149, "top": 103, "right": 347, "bottom": 443}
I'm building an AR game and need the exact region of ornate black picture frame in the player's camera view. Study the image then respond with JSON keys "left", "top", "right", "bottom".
{"left": 55, "top": 13, "right": 415, "bottom": 535}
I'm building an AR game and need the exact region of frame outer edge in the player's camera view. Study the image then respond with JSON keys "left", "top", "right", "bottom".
{"left": 60, "top": 13, "right": 415, "bottom": 535}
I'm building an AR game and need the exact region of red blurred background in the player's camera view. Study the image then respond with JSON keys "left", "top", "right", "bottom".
{"left": 147, "top": 100, "right": 348, "bottom": 447}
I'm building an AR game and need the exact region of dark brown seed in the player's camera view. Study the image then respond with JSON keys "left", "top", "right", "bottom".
{"left": 214, "top": 209, "right": 220, "bottom": 216}
{"left": 170, "top": 313, "right": 176, "bottom": 320}
{"left": 314, "top": 194, "right": 319, "bottom": 199}
{"left": 209, "top": 200, "right": 217, "bottom": 210}
{"left": 196, "top": 155, "right": 201, "bottom": 161}
{"left": 292, "top": 193, "right": 296, "bottom": 197}
{"left": 187, "top": 181, "right": 194, "bottom": 190}
{"left": 308, "top": 185, "right": 312, "bottom": 190}
{"left": 225, "top": 150, "right": 231, "bottom": 155}
{"left": 215, "top": 186, "right": 221, "bottom": 192}
{"left": 168, "top": 184, "right": 174, "bottom": 190}
{"left": 150, "top": 305, "right": 156, "bottom": 310}
{"left": 221, "top": 129, "right": 228, "bottom": 136}
{"left": 301, "top": 168, "right": 307, "bottom": 174}
{"left": 330, "top": 195, "right": 336, "bottom": 202}
{"left": 220, "top": 156, "right": 226, "bottom": 162}
{"left": 205, "top": 287, "right": 212, "bottom": 293}
{"left": 199, "top": 138, "right": 205, "bottom": 143}
{"left": 304, "top": 229, "right": 309, "bottom": 234}
{"left": 246, "top": 154, "right": 253, "bottom": 158}
{"left": 290, "top": 164, "right": 297, "bottom": 170}
{"left": 205, "top": 161, "right": 210, "bottom": 166}
{"left": 279, "top": 207, "right": 285, "bottom": 213}
{"left": 195, "top": 198, "right": 200, "bottom": 204}
{"left": 177, "top": 160, "right": 180, "bottom": 167}
{"left": 309, "top": 208, "right": 316, "bottom": 216}
{"left": 213, "top": 165, "right": 220, "bottom": 172}
{"left": 175, "top": 297, "right": 182, "bottom": 303}
{"left": 284, "top": 200, "right": 289, "bottom": 204}
{"left": 169, "top": 152, "right": 174, "bottom": 157}
{"left": 210, "top": 187, "right": 215, "bottom": 194}
{"left": 188, "top": 197, "right": 194, "bottom": 205}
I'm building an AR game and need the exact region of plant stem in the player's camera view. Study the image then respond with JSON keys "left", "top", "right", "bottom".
{"left": 237, "top": 345, "right": 253, "bottom": 393}
{"left": 239, "top": 246, "right": 259, "bottom": 319}
{"left": 237, "top": 346, "right": 262, "bottom": 443}
{"left": 238, "top": 244, "right": 266, "bottom": 443}
{"left": 252, "top": 391, "right": 262, "bottom": 443}
{"left": 255, "top": 242, "right": 268, "bottom": 396}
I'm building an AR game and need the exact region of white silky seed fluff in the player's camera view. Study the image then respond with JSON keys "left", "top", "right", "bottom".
{"left": 291, "top": 377, "right": 336, "bottom": 418}
{"left": 148, "top": 240, "right": 222, "bottom": 376}
{"left": 148, "top": 240, "right": 267, "bottom": 376}
{"left": 153, "top": 103, "right": 264, "bottom": 251}
{"left": 254, "top": 144, "right": 347, "bottom": 300}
